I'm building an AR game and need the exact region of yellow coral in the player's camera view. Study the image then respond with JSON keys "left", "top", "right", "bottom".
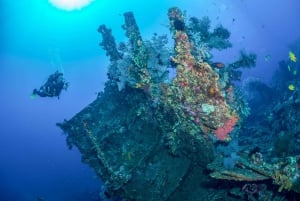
{"left": 273, "top": 171, "right": 293, "bottom": 192}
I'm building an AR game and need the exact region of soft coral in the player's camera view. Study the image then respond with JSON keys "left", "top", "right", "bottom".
{"left": 214, "top": 116, "right": 238, "bottom": 141}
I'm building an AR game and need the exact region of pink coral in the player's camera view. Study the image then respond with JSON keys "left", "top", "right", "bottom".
{"left": 214, "top": 116, "right": 238, "bottom": 141}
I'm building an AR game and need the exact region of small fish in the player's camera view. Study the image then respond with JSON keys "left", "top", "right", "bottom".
{"left": 211, "top": 62, "right": 225, "bottom": 68}
{"left": 289, "top": 51, "right": 297, "bottom": 62}
{"left": 264, "top": 54, "right": 270, "bottom": 62}
{"left": 288, "top": 65, "right": 291, "bottom": 71}
{"left": 30, "top": 93, "right": 37, "bottom": 99}
{"left": 293, "top": 70, "right": 297, "bottom": 75}
{"left": 288, "top": 84, "right": 295, "bottom": 91}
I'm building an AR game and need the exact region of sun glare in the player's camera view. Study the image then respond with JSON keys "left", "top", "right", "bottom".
{"left": 49, "top": 0, "right": 94, "bottom": 11}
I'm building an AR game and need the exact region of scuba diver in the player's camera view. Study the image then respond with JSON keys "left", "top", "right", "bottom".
{"left": 32, "top": 71, "right": 69, "bottom": 99}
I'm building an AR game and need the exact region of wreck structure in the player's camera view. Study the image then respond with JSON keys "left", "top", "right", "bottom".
{"left": 57, "top": 7, "right": 300, "bottom": 201}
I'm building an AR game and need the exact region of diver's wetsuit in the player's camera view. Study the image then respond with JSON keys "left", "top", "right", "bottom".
{"left": 32, "top": 71, "right": 69, "bottom": 99}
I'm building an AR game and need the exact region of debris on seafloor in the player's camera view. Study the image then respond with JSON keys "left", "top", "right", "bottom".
{"left": 208, "top": 152, "right": 300, "bottom": 193}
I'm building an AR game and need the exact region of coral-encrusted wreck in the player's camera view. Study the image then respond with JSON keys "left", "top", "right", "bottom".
{"left": 57, "top": 7, "right": 240, "bottom": 200}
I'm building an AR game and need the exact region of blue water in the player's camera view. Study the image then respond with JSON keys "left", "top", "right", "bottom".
{"left": 1, "top": 0, "right": 300, "bottom": 200}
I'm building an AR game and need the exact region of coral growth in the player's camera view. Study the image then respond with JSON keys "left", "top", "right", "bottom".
{"left": 187, "top": 16, "right": 232, "bottom": 62}
{"left": 214, "top": 116, "right": 238, "bottom": 141}
{"left": 166, "top": 7, "right": 239, "bottom": 141}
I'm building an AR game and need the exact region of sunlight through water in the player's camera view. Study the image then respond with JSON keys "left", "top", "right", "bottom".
{"left": 49, "top": 0, "right": 94, "bottom": 11}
